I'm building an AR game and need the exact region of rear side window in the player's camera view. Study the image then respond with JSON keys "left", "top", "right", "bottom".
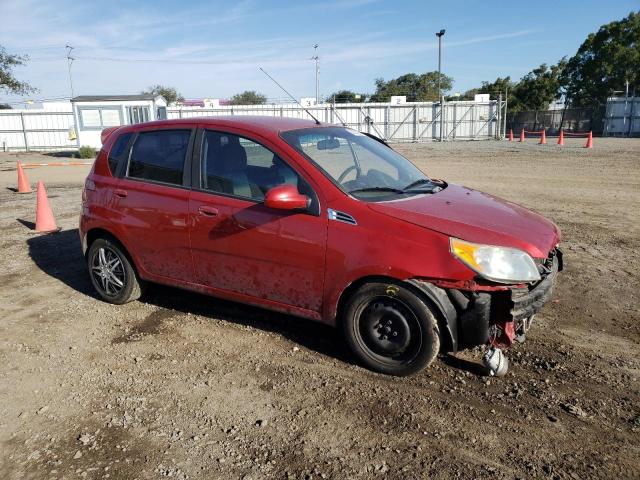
{"left": 127, "top": 130, "right": 191, "bottom": 186}
{"left": 108, "top": 132, "right": 133, "bottom": 176}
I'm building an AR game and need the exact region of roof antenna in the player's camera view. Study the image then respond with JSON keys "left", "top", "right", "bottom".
{"left": 259, "top": 67, "right": 321, "bottom": 125}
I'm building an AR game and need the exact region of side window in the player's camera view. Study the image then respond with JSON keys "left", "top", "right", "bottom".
{"left": 108, "top": 132, "right": 132, "bottom": 176}
{"left": 127, "top": 130, "right": 191, "bottom": 186}
{"left": 200, "top": 131, "right": 303, "bottom": 201}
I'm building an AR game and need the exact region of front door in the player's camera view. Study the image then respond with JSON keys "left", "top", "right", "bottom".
{"left": 115, "top": 127, "right": 194, "bottom": 282}
{"left": 189, "top": 129, "right": 327, "bottom": 314}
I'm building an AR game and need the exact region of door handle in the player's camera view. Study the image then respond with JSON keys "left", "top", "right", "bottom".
{"left": 114, "top": 189, "right": 128, "bottom": 198}
{"left": 198, "top": 206, "right": 219, "bottom": 217}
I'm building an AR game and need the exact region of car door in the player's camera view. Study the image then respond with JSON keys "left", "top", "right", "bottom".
{"left": 115, "top": 127, "right": 195, "bottom": 282}
{"left": 188, "top": 128, "right": 327, "bottom": 315}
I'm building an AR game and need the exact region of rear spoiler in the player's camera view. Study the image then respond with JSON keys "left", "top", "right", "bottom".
{"left": 101, "top": 126, "right": 120, "bottom": 145}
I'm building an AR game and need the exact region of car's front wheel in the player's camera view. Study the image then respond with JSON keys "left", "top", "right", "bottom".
{"left": 87, "top": 238, "right": 142, "bottom": 304}
{"left": 342, "top": 282, "right": 440, "bottom": 376}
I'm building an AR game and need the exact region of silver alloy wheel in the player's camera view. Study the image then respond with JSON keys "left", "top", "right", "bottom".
{"left": 91, "top": 247, "right": 125, "bottom": 296}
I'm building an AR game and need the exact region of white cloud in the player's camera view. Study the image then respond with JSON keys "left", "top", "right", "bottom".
{"left": 0, "top": 0, "right": 536, "bottom": 103}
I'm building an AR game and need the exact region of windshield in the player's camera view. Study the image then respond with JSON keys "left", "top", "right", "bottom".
{"left": 280, "top": 126, "right": 442, "bottom": 201}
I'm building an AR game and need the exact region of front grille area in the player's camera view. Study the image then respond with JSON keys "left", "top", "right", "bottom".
{"left": 510, "top": 255, "right": 559, "bottom": 322}
{"left": 535, "top": 247, "right": 563, "bottom": 276}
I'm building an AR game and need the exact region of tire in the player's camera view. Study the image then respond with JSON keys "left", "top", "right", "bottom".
{"left": 87, "top": 238, "right": 142, "bottom": 304}
{"left": 342, "top": 282, "right": 440, "bottom": 376}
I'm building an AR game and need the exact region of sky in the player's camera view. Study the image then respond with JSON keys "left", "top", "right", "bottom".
{"left": 0, "top": 0, "right": 638, "bottom": 105}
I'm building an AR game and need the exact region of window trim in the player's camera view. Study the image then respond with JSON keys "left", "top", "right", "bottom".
{"left": 192, "top": 127, "right": 320, "bottom": 216}
{"left": 122, "top": 127, "right": 195, "bottom": 189}
{"left": 108, "top": 132, "right": 135, "bottom": 178}
{"left": 279, "top": 126, "right": 420, "bottom": 202}
{"left": 78, "top": 105, "right": 123, "bottom": 131}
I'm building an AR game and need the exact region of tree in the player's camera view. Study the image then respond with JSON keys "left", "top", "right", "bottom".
{"left": 370, "top": 72, "right": 453, "bottom": 102}
{"left": 327, "top": 90, "right": 366, "bottom": 103}
{"left": 460, "top": 76, "right": 519, "bottom": 106}
{"left": 0, "top": 46, "right": 37, "bottom": 96}
{"left": 142, "top": 85, "right": 184, "bottom": 105}
{"left": 561, "top": 11, "right": 640, "bottom": 107}
{"left": 228, "top": 90, "right": 267, "bottom": 105}
{"left": 515, "top": 61, "right": 566, "bottom": 111}
{"left": 460, "top": 64, "right": 565, "bottom": 112}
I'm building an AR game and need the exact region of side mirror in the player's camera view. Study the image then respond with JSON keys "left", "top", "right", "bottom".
{"left": 264, "top": 184, "right": 309, "bottom": 211}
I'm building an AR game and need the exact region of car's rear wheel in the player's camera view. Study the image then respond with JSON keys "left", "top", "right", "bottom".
{"left": 87, "top": 238, "right": 142, "bottom": 304}
{"left": 342, "top": 282, "right": 440, "bottom": 376}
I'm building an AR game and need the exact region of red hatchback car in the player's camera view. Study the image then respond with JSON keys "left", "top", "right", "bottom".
{"left": 80, "top": 116, "right": 562, "bottom": 376}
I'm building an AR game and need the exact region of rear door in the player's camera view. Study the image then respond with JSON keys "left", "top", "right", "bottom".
{"left": 188, "top": 128, "right": 327, "bottom": 315}
{"left": 115, "top": 127, "right": 195, "bottom": 282}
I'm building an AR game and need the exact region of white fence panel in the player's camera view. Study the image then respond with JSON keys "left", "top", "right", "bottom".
{"left": 604, "top": 97, "right": 640, "bottom": 136}
{"left": 0, "top": 110, "right": 76, "bottom": 151}
{"left": 1, "top": 100, "right": 505, "bottom": 151}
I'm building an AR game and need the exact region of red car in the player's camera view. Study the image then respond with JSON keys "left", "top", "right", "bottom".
{"left": 80, "top": 116, "right": 562, "bottom": 376}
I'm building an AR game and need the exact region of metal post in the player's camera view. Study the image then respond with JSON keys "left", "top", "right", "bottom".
{"left": 385, "top": 105, "right": 390, "bottom": 140}
{"left": 413, "top": 106, "right": 417, "bottom": 141}
{"left": 497, "top": 93, "right": 502, "bottom": 139}
{"left": 312, "top": 44, "right": 320, "bottom": 105}
{"left": 503, "top": 85, "right": 509, "bottom": 137}
{"left": 20, "top": 112, "right": 29, "bottom": 152}
{"left": 66, "top": 45, "right": 75, "bottom": 99}
{"left": 439, "top": 100, "right": 445, "bottom": 141}
{"left": 435, "top": 29, "right": 445, "bottom": 102}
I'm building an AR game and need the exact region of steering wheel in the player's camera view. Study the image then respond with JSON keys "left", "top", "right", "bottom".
{"left": 337, "top": 165, "right": 360, "bottom": 184}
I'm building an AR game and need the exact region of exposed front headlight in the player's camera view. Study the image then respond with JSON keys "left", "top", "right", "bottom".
{"left": 450, "top": 238, "right": 541, "bottom": 283}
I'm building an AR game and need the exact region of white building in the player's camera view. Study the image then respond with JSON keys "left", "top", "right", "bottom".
{"left": 71, "top": 95, "right": 167, "bottom": 148}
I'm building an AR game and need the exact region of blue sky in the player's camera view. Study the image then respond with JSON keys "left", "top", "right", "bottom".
{"left": 0, "top": 0, "right": 637, "bottom": 105}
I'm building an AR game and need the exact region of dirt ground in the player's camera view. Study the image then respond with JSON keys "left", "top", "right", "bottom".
{"left": 0, "top": 137, "right": 638, "bottom": 480}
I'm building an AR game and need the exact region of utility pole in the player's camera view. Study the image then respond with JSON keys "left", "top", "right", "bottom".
{"left": 65, "top": 45, "right": 75, "bottom": 99}
{"left": 311, "top": 44, "right": 319, "bottom": 104}
{"left": 435, "top": 30, "right": 445, "bottom": 102}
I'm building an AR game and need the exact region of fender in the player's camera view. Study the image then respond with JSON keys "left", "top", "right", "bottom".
{"left": 407, "top": 279, "right": 459, "bottom": 352}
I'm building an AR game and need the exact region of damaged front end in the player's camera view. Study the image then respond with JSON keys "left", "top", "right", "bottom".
{"left": 410, "top": 249, "right": 563, "bottom": 374}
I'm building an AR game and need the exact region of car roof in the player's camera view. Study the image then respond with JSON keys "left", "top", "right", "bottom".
{"left": 131, "top": 115, "right": 321, "bottom": 134}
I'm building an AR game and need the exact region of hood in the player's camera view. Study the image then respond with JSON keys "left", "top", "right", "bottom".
{"left": 368, "top": 184, "right": 560, "bottom": 258}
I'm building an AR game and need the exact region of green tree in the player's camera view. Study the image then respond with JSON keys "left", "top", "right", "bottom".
{"left": 561, "top": 11, "right": 640, "bottom": 107}
{"left": 0, "top": 46, "right": 37, "bottom": 96}
{"left": 460, "top": 76, "right": 519, "bottom": 106}
{"left": 515, "top": 61, "right": 566, "bottom": 111}
{"left": 229, "top": 90, "right": 267, "bottom": 105}
{"left": 328, "top": 90, "right": 366, "bottom": 103}
{"left": 460, "top": 64, "right": 565, "bottom": 112}
{"left": 142, "top": 85, "right": 184, "bottom": 105}
{"left": 370, "top": 72, "right": 453, "bottom": 102}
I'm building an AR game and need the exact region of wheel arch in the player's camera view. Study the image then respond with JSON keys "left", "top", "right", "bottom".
{"left": 85, "top": 227, "right": 142, "bottom": 277}
{"left": 335, "top": 275, "right": 457, "bottom": 352}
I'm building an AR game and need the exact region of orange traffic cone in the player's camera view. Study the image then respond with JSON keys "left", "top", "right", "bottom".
{"left": 508, "top": 129, "right": 514, "bottom": 141}
{"left": 539, "top": 129, "right": 547, "bottom": 145}
{"left": 17, "top": 161, "right": 32, "bottom": 193}
{"left": 558, "top": 129, "right": 564, "bottom": 146}
{"left": 35, "top": 181, "right": 59, "bottom": 233}
{"left": 519, "top": 129, "right": 525, "bottom": 142}
{"left": 585, "top": 131, "right": 593, "bottom": 148}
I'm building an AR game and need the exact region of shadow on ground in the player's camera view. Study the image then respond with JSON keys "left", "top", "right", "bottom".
{"left": 44, "top": 151, "right": 80, "bottom": 158}
{"left": 26, "top": 228, "right": 353, "bottom": 365}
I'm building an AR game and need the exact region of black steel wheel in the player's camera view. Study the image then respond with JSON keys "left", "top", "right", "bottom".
{"left": 343, "top": 282, "right": 440, "bottom": 376}
{"left": 87, "top": 238, "right": 142, "bottom": 304}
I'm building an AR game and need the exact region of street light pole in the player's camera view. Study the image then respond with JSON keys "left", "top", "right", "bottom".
{"left": 312, "top": 44, "right": 320, "bottom": 104}
{"left": 435, "top": 29, "right": 445, "bottom": 102}
{"left": 65, "top": 45, "right": 75, "bottom": 98}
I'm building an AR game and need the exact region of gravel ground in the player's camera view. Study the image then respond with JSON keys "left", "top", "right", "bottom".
{"left": 0, "top": 137, "right": 639, "bottom": 479}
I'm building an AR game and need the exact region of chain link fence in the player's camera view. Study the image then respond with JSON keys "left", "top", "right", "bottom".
{"left": 506, "top": 106, "right": 606, "bottom": 135}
